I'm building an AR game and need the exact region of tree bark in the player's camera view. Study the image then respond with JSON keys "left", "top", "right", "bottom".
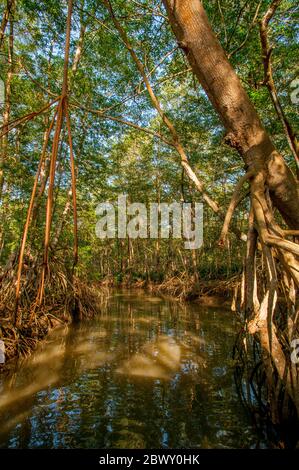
{"left": 163, "top": 0, "right": 299, "bottom": 421}
{"left": 162, "top": 0, "right": 299, "bottom": 229}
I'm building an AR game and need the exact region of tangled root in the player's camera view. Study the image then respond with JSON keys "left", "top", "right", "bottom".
{"left": 0, "top": 257, "right": 107, "bottom": 369}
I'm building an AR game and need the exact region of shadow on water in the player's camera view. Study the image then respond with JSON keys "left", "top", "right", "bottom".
{"left": 0, "top": 289, "right": 267, "bottom": 448}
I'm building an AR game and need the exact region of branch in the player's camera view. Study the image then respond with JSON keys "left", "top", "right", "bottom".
{"left": 266, "top": 235, "right": 299, "bottom": 258}
{"left": 18, "top": 58, "right": 57, "bottom": 97}
{"left": 226, "top": 1, "right": 250, "bottom": 49}
{"left": 14, "top": 109, "right": 58, "bottom": 319}
{"left": 284, "top": 230, "right": 299, "bottom": 237}
{"left": 0, "top": 98, "right": 60, "bottom": 139}
{"left": 228, "top": 1, "right": 262, "bottom": 58}
{"left": 102, "top": 0, "right": 220, "bottom": 214}
{"left": 260, "top": 0, "right": 299, "bottom": 172}
{"left": 0, "top": 0, "right": 12, "bottom": 50}
{"left": 251, "top": 173, "right": 299, "bottom": 287}
{"left": 218, "top": 170, "right": 253, "bottom": 246}
{"left": 38, "top": 0, "right": 74, "bottom": 305}
{"left": 71, "top": 101, "right": 174, "bottom": 146}
{"left": 66, "top": 104, "right": 78, "bottom": 269}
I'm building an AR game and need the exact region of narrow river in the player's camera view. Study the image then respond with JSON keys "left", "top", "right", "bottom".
{"left": 0, "top": 289, "right": 265, "bottom": 448}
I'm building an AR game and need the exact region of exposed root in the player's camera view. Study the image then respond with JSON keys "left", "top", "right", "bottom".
{"left": 0, "top": 258, "right": 107, "bottom": 370}
{"left": 233, "top": 328, "right": 299, "bottom": 448}
{"left": 149, "top": 273, "right": 238, "bottom": 301}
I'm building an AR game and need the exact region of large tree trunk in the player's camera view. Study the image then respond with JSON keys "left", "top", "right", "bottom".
{"left": 163, "top": 0, "right": 299, "bottom": 429}
{"left": 162, "top": 0, "right": 299, "bottom": 230}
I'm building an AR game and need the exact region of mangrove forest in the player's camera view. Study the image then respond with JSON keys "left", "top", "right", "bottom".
{"left": 0, "top": 0, "right": 299, "bottom": 453}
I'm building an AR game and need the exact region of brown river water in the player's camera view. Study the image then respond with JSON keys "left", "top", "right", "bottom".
{"left": 0, "top": 289, "right": 267, "bottom": 448}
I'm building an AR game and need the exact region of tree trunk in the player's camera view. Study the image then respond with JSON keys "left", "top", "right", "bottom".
{"left": 162, "top": 0, "right": 299, "bottom": 422}
{"left": 259, "top": 0, "right": 299, "bottom": 175}
{"left": 162, "top": 0, "right": 299, "bottom": 230}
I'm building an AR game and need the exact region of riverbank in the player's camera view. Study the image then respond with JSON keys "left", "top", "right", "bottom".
{"left": 0, "top": 290, "right": 264, "bottom": 449}
{"left": 100, "top": 273, "right": 238, "bottom": 306}
{"left": 0, "top": 273, "right": 238, "bottom": 373}
{"left": 0, "top": 279, "right": 106, "bottom": 373}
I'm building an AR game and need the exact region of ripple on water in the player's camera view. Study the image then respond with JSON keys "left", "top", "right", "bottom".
{"left": 0, "top": 291, "right": 267, "bottom": 449}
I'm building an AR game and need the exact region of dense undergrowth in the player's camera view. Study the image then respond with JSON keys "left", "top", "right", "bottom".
{"left": 0, "top": 258, "right": 107, "bottom": 371}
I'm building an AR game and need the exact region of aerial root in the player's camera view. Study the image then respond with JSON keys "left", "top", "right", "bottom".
{"left": 0, "top": 257, "right": 107, "bottom": 368}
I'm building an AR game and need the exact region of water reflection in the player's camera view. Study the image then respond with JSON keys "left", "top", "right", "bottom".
{"left": 117, "top": 335, "right": 182, "bottom": 379}
{"left": 0, "top": 289, "right": 265, "bottom": 448}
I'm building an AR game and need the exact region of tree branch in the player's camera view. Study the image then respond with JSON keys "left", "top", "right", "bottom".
{"left": 260, "top": 0, "right": 299, "bottom": 173}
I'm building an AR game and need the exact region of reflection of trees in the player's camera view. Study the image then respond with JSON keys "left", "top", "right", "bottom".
{"left": 0, "top": 292, "right": 259, "bottom": 448}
